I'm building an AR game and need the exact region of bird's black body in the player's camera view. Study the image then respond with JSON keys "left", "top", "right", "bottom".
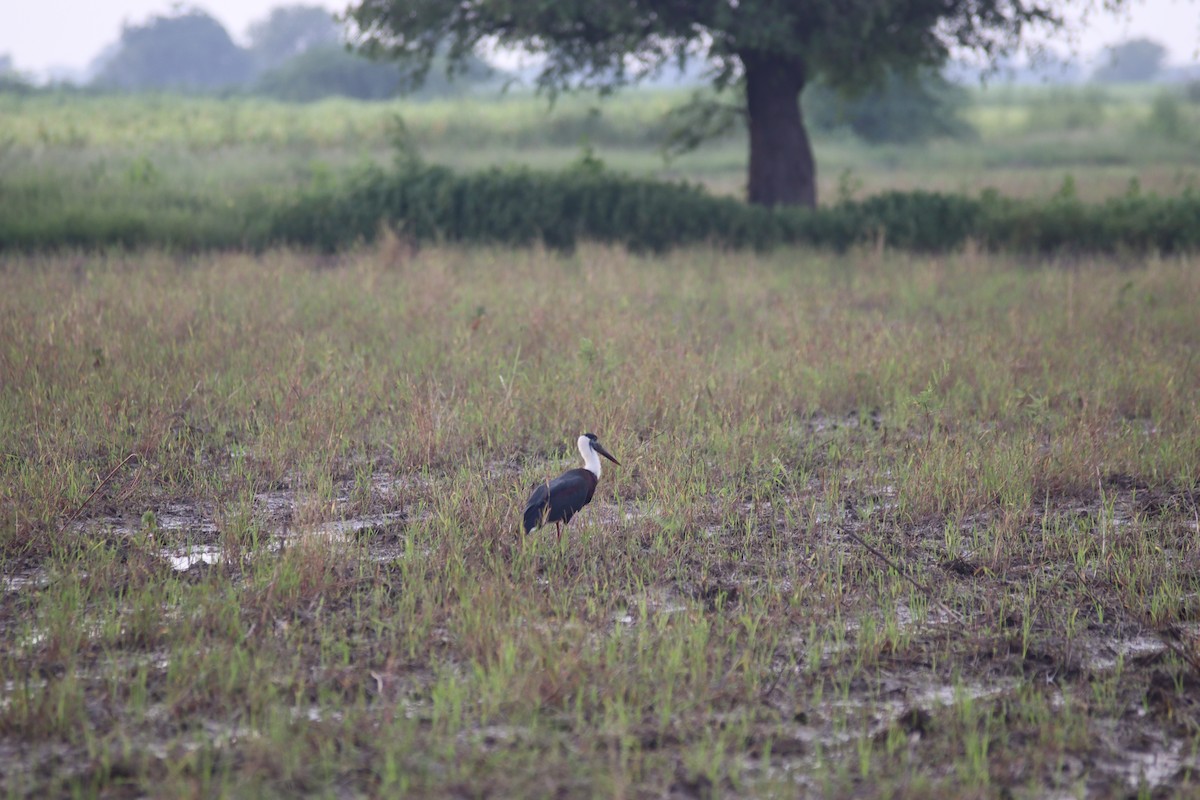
{"left": 523, "top": 468, "right": 598, "bottom": 534}
{"left": 522, "top": 433, "right": 619, "bottom": 538}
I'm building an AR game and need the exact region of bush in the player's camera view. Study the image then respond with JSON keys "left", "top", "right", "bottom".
{"left": 0, "top": 72, "right": 35, "bottom": 96}
{"left": 984, "top": 188, "right": 1200, "bottom": 255}
{"left": 253, "top": 46, "right": 500, "bottom": 102}
{"left": 254, "top": 47, "right": 404, "bottom": 102}
{"left": 1024, "top": 87, "right": 1108, "bottom": 133}
{"left": 1092, "top": 38, "right": 1167, "bottom": 84}
{"left": 270, "top": 160, "right": 778, "bottom": 253}
{"left": 268, "top": 161, "right": 1200, "bottom": 256}
{"left": 804, "top": 69, "right": 975, "bottom": 144}
{"left": 92, "top": 9, "right": 254, "bottom": 92}
{"left": 5, "top": 158, "right": 1198, "bottom": 256}
{"left": 1144, "top": 91, "right": 1190, "bottom": 141}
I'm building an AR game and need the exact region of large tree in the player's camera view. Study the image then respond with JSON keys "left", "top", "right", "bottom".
{"left": 1092, "top": 37, "right": 1167, "bottom": 83}
{"left": 247, "top": 5, "right": 342, "bottom": 73}
{"left": 344, "top": 1, "right": 1106, "bottom": 208}
{"left": 93, "top": 9, "right": 252, "bottom": 91}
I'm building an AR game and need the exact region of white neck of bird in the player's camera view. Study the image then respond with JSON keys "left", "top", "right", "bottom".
{"left": 578, "top": 435, "right": 601, "bottom": 478}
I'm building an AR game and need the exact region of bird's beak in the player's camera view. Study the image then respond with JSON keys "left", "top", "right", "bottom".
{"left": 593, "top": 441, "right": 620, "bottom": 466}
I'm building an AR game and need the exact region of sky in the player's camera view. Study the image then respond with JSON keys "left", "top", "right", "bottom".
{"left": 1, "top": 0, "right": 1197, "bottom": 79}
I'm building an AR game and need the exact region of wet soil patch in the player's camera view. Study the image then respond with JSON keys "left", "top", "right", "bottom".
{"left": 4, "top": 467, "right": 1200, "bottom": 797}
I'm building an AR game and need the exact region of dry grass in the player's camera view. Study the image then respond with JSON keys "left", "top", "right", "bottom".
{"left": 1, "top": 243, "right": 1199, "bottom": 797}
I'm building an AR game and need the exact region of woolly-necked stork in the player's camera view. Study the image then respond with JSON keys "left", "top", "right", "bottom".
{"left": 523, "top": 433, "right": 620, "bottom": 538}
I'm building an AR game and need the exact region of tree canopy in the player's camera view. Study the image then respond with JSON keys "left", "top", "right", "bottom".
{"left": 92, "top": 9, "right": 253, "bottom": 91}
{"left": 253, "top": 45, "right": 496, "bottom": 102}
{"left": 345, "top": 0, "right": 1123, "bottom": 208}
{"left": 247, "top": 5, "right": 342, "bottom": 72}
{"left": 1092, "top": 38, "right": 1168, "bottom": 83}
{"left": 805, "top": 69, "right": 974, "bottom": 145}
{"left": 85, "top": 4, "right": 499, "bottom": 101}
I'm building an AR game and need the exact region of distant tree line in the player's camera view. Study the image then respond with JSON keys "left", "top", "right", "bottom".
{"left": 1092, "top": 38, "right": 1168, "bottom": 84}
{"left": 804, "top": 68, "right": 974, "bottom": 144}
{"left": 86, "top": 4, "right": 498, "bottom": 100}
{"left": 0, "top": 4, "right": 1182, "bottom": 154}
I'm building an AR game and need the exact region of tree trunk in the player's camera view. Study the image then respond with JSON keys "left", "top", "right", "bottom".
{"left": 741, "top": 51, "right": 816, "bottom": 209}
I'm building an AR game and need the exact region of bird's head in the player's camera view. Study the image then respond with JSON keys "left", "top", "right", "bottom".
{"left": 580, "top": 432, "right": 620, "bottom": 466}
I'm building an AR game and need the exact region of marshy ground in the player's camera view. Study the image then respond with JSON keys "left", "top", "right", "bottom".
{"left": 2, "top": 244, "right": 1199, "bottom": 797}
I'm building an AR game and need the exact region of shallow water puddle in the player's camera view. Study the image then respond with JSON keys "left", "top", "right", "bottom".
{"left": 907, "top": 679, "right": 1012, "bottom": 708}
{"left": 299, "top": 512, "right": 407, "bottom": 541}
{"left": 892, "top": 602, "right": 956, "bottom": 630}
{"left": 824, "top": 676, "right": 1013, "bottom": 722}
{"left": 291, "top": 705, "right": 344, "bottom": 724}
{"left": 156, "top": 510, "right": 408, "bottom": 570}
{"left": 591, "top": 499, "right": 662, "bottom": 528}
{"left": 2, "top": 571, "right": 49, "bottom": 594}
{"left": 615, "top": 586, "right": 690, "bottom": 625}
{"left": 162, "top": 544, "right": 224, "bottom": 572}
{"left": 1083, "top": 634, "right": 1167, "bottom": 671}
{"left": 67, "top": 480, "right": 416, "bottom": 570}
{"left": 1102, "top": 740, "right": 1188, "bottom": 791}
{"left": 153, "top": 503, "right": 219, "bottom": 534}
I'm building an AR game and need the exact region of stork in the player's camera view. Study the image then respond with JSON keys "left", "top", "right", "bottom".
{"left": 523, "top": 433, "right": 620, "bottom": 539}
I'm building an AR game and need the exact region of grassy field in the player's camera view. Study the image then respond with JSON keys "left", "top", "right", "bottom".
{"left": 2, "top": 243, "right": 1199, "bottom": 796}
{"left": 2, "top": 83, "right": 1198, "bottom": 242}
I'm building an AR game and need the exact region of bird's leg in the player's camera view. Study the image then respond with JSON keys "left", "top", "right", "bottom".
{"left": 556, "top": 521, "right": 562, "bottom": 542}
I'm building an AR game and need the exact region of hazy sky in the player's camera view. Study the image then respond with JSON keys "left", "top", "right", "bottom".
{"left": 1, "top": 0, "right": 1197, "bottom": 77}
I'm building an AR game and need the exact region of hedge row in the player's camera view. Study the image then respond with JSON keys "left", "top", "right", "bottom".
{"left": 270, "top": 163, "right": 1200, "bottom": 255}
{"left": 4, "top": 161, "right": 1198, "bottom": 255}
{"left": 269, "top": 162, "right": 781, "bottom": 254}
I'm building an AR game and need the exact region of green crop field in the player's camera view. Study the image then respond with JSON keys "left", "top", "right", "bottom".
{"left": 2, "top": 83, "right": 1198, "bottom": 249}
{"left": 2, "top": 81, "right": 1200, "bottom": 797}
{"left": 2, "top": 242, "right": 1199, "bottom": 797}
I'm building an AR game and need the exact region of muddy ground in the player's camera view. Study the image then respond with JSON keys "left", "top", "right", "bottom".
{"left": 4, "top": 455, "right": 1199, "bottom": 798}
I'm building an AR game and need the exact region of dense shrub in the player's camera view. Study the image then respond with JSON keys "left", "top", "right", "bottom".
{"left": 984, "top": 188, "right": 1200, "bottom": 254}
{"left": 92, "top": 10, "right": 254, "bottom": 92}
{"left": 269, "top": 162, "right": 779, "bottom": 253}
{"left": 804, "top": 69, "right": 975, "bottom": 144}
{"left": 254, "top": 47, "right": 404, "bottom": 102}
{"left": 3, "top": 160, "right": 1198, "bottom": 255}
{"left": 269, "top": 162, "right": 1200, "bottom": 256}
{"left": 253, "top": 46, "right": 500, "bottom": 102}
{"left": 1143, "top": 91, "right": 1190, "bottom": 142}
{"left": 1023, "top": 88, "right": 1109, "bottom": 133}
{"left": 1091, "top": 38, "right": 1168, "bottom": 84}
{"left": 0, "top": 72, "right": 36, "bottom": 96}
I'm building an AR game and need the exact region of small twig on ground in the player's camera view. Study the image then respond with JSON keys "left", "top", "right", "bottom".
{"left": 60, "top": 452, "right": 138, "bottom": 533}
{"left": 1068, "top": 562, "right": 1119, "bottom": 626}
{"left": 63, "top": 380, "right": 206, "bottom": 528}
{"left": 839, "top": 524, "right": 964, "bottom": 624}
{"left": 1159, "top": 632, "right": 1200, "bottom": 675}
{"left": 759, "top": 646, "right": 803, "bottom": 701}
{"left": 1070, "top": 561, "right": 1200, "bottom": 677}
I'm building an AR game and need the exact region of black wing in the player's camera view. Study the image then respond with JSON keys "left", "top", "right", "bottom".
{"left": 523, "top": 481, "right": 551, "bottom": 533}
{"left": 523, "top": 469, "right": 598, "bottom": 533}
